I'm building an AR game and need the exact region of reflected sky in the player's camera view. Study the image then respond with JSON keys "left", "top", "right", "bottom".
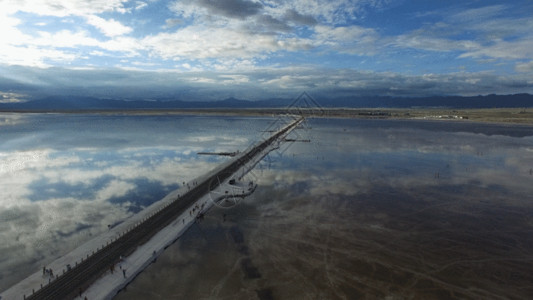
{"left": 269, "top": 118, "right": 533, "bottom": 196}
{"left": 0, "top": 113, "right": 273, "bottom": 291}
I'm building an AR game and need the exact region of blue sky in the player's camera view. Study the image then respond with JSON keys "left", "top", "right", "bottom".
{"left": 0, "top": 0, "right": 532, "bottom": 101}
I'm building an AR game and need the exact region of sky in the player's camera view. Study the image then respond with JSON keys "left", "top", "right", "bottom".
{"left": 0, "top": 0, "right": 533, "bottom": 102}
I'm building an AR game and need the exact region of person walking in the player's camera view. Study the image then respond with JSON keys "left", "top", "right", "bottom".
{"left": 122, "top": 269, "right": 126, "bottom": 278}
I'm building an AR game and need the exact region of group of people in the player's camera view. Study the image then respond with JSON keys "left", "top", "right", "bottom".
{"left": 184, "top": 180, "right": 199, "bottom": 190}
{"left": 42, "top": 266, "right": 54, "bottom": 278}
{"left": 109, "top": 256, "right": 128, "bottom": 278}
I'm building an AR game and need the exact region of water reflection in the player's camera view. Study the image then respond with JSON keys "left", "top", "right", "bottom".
{"left": 116, "top": 118, "right": 533, "bottom": 299}
{"left": 0, "top": 114, "right": 271, "bottom": 291}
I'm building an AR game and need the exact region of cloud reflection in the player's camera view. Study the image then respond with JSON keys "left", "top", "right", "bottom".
{"left": 0, "top": 114, "right": 270, "bottom": 291}
{"left": 255, "top": 118, "right": 533, "bottom": 201}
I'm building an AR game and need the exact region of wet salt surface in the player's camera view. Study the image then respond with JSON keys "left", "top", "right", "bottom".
{"left": 113, "top": 118, "right": 533, "bottom": 299}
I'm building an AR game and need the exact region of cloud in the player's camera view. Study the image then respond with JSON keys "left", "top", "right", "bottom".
{"left": 314, "top": 25, "right": 379, "bottom": 55}
{"left": 392, "top": 4, "right": 533, "bottom": 62}
{"left": 0, "top": 0, "right": 129, "bottom": 17}
{"left": 0, "top": 13, "right": 113, "bottom": 66}
{"left": 141, "top": 25, "right": 312, "bottom": 60}
{"left": 33, "top": 30, "right": 100, "bottom": 48}
{"left": 135, "top": 1, "right": 148, "bottom": 11}
{"left": 0, "top": 91, "right": 28, "bottom": 103}
{"left": 449, "top": 5, "right": 507, "bottom": 24}
{"left": 515, "top": 61, "right": 533, "bottom": 73}
{"left": 0, "top": 39, "right": 87, "bottom": 67}
{"left": 0, "top": 1, "right": 135, "bottom": 67}
{"left": 86, "top": 15, "right": 132, "bottom": 37}
{"left": 249, "top": 14, "right": 291, "bottom": 33}
{"left": 283, "top": 9, "right": 317, "bottom": 26}
{"left": 459, "top": 39, "right": 533, "bottom": 60}
{"left": 1, "top": 0, "right": 530, "bottom": 78}
{"left": 171, "top": 0, "right": 262, "bottom": 20}
{"left": 164, "top": 18, "right": 182, "bottom": 29}
{"left": 1, "top": 65, "right": 532, "bottom": 100}
{"left": 0, "top": 1, "right": 532, "bottom": 95}
{"left": 264, "top": 0, "right": 363, "bottom": 24}
{"left": 392, "top": 32, "right": 479, "bottom": 53}
{"left": 196, "top": 0, "right": 262, "bottom": 19}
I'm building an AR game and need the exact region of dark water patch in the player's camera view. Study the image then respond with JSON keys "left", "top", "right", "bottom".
{"left": 176, "top": 222, "right": 227, "bottom": 251}
{"left": 229, "top": 226, "right": 244, "bottom": 244}
{"left": 241, "top": 258, "right": 261, "bottom": 279}
{"left": 238, "top": 245, "right": 249, "bottom": 255}
{"left": 256, "top": 287, "right": 274, "bottom": 300}
{"left": 338, "top": 284, "right": 364, "bottom": 299}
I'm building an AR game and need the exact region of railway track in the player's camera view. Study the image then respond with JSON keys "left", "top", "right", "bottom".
{"left": 25, "top": 117, "right": 303, "bottom": 300}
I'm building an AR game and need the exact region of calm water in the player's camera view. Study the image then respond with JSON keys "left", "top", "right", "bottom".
{"left": 2, "top": 114, "right": 533, "bottom": 299}
{"left": 0, "top": 113, "right": 271, "bottom": 291}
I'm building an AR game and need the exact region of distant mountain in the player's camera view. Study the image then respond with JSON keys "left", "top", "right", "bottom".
{"left": 321, "top": 94, "right": 533, "bottom": 108}
{"left": 1, "top": 94, "right": 532, "bottom": 111}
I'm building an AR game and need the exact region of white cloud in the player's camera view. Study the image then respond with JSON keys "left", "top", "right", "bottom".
{"left": 515, "top": 61, "right": 533, "bottom": 73}
{"left": 0, "top": 10, "right": 96, "bottom": 66}
{"left": 392, "top": 4, "right": 533, "bottom": 62}
{"left": 100, "top": 36, "right": 142, "bottom": 56}
{"left": 393, "top": 32, "right": 479, "bottom": 53}
{"left": 0, "top": 1, "right": 134, "bottom": 66}
{"left": 141, "top": 25, "right": 312, "bottom": 61}
{"left": 219, "top": 74, "right": 250, "bottom": 84}
{"left": 0, "top": 1, "right": 532, "bottom": 93}
{"left": 164, "top": 18, "right": 182, "bottom": 29}
{"left": 34, "top": 30, "right": 100, "bottom": 47}
{"left": 0, "top": 91, "right": 28, "bottom": 103}
{"left": 450, "top": 5, "right": 506, "bottom": 23}
{"left": 135, "top": 1, "right": 148, "bottom": 10}
{"left": 0, "top": 46, "right": 79, "bottom": 67}
{"left": 262, "top": 0, "right": 365, "bottom": 25}
{"left": 86, "top": 15, "right": 132, "bottom": 37}
{"left": 314, "top": 25, "right": 379, "bottom": 55}
{"left": 459, "top": 39, "right": 533, "bottom": 60}
{"left": 0, "top": 0, "right": 129, "bottom": 17}
{"left": 90, "top": 50, "right": 106, "bottom": 56}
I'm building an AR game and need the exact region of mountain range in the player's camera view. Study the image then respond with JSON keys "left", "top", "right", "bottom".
{"left": 1, "top": 94, "right": 532, "bottom": 111}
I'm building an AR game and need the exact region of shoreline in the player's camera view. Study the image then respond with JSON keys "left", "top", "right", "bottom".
{"left": 1, "top": 107, "right": 532, "bottom": 125}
